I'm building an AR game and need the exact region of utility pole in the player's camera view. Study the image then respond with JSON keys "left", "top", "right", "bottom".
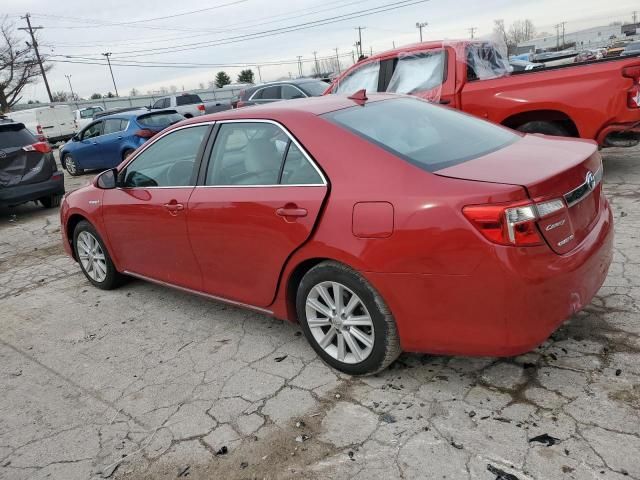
{"left": 296, "top": 56, "right": 303, "bottom": 77}
{"left": 256, "top": 65, "right": 262, "bottom": 83}
{"left": 355, "top": 26, "right": 366, "bottom": 58}
{"left": 561, "top": 22, "right": 566, "bottom": 49}
{"left": 416, "top": 22, "right": 428, "bottom": 42}
{"left": 313, "top": 51, "right": 320, "bottom": 76}
{"left": 101, "top": 53, "right": 119, "bottom": 97}
{"left": 555, "top": 23, "right": 560, "bottom": 49}
{"left": 334, "top": 47, "right": 341, "bottom": 73}
{"left": 18, "top": 13, "right": 53, "bottom": 103}
{"left": 64, "top": 74, "right": 75, "bottom": 100}
{"left": 468, "top": 27, "right": 477, "bottom": 39}
{"left": 634, "top": 10, "right": 638, "bottom": 24}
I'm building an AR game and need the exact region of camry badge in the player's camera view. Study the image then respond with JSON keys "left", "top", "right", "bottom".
{"left": 586, "top": 171, "right": 596, "bottom": 191}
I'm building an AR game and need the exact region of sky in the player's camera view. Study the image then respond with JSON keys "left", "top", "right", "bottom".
{"left": 4, "top": 0, "right": 640, "bottom": 101}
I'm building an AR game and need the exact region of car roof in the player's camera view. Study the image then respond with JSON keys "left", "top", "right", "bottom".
{"left": 179, "top": 93, "right": 397, "bottom": 125}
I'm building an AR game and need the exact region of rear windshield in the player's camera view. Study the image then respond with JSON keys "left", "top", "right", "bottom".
{"left": 176, "top": 94, "right": 202, "bottom": 106}
{"left": 299, "top": 81, "right": 329, "bottom": 96}
{"left": 324, "top": 97, "right": 518, "bottom": 172}
{"left": 137, "top": 112, "right": 184, "bottom": 128}
{"left": 0, "top": 124, "right": 37, "bottom": 149}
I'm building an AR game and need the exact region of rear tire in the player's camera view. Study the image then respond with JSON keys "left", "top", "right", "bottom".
{"left": 40, "top": 194, "right": 62, "bottom": 208}
{"left": 73, "top": 220, "right": 124, "bottom": 290}
{"left": 63, "top": 154, "right": 84, "bottom": 176}
{"left": 296, "top": 261, "right": 401, "bottom": 375}
{"left": 516, "top": 121, "right": 570, "bottom": 137}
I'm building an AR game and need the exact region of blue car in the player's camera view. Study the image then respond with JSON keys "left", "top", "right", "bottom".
{"left": 60, "top": 109, "right": 184, "bottom": 176}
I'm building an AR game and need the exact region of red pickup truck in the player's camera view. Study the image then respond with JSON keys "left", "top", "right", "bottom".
{"left": 327, "top": 40, "right": 640, "bottom": 147}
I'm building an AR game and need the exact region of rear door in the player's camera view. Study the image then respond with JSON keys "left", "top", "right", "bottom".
{"left": 188, "top": 120, "right": 327, "bottom": 307}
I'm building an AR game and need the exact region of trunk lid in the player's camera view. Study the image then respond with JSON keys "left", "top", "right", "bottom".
{"left": 436, "top": 134, "right": 603, "bottom": 254}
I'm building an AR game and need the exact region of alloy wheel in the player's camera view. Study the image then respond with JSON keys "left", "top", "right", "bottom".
{"left": 305, "top": 281, "right": 375, "bottom": 364}
{"left": 64, "top": 155, "right": 77, "bottom": 175}
{"left": 76, "top": 231, "right": 107, "bottom": 283}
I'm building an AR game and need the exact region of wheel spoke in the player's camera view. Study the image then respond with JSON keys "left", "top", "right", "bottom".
{"left": 94, "top": 260, "right": 107, "bottom": 275}
{"left": 343, "top": 315, "right": 372, "bottom": 327}
{"left": 306, "top": 298, "right": 332, "bottom": 319}
{"left": 343, "top": 294, "right": 360, "bottom": 317}
{"left": 93, "top": 252, "right": 105, "bottom": 261}
{"left": 332, "top": 282, "right": 343, "bottom": 312}
{"left": 316, "top": 284, "right": 335, "bottom": 310}
{"left": 318, "top": 327, "right": 337, "bottom": 348}
{"left": 337, "top": 333, "right": 346, "bottom": 361}
{"left": 349, "top": 326, "right": 374, "bottom": 349}
{"left": 307, "top": 317, "right": 331, "bottom": 328}
{"left": 342, "top": 330, "right": 363, "bottom": 362}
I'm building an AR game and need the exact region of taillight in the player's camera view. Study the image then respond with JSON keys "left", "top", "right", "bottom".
{"left": 197, "top": 104, "right": 205, "bottom": 111}
{"left": 36, "top": 125, "right": 43, "bottom": 135}
{"left": 134, "top": 129, "right": 156, "bottom": 138}
{"left": 628, "top": 84, "right": 640, "bottom": 108}
{"left": 22, "top": 142, "right": 52, "bottom": 154}
{"left": 463, "top": 198, "right": 565, "bottom": 247}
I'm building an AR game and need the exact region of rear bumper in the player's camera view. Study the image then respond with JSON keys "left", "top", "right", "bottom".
{"left": 366, "top": 199, "right": 614, "bottom": 356}
{"left": 0, "top": 173, "right": 65, "bottom": 207}
{"left": 596, "top": 121, "right": 640, "bottom": 147}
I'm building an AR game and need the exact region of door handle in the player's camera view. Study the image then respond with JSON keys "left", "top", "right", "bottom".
{"left": 163, "top": 202, "right": 184, "bottom": 215}
{"left": 276, "top": 206, "right": 307, "bottom": 218}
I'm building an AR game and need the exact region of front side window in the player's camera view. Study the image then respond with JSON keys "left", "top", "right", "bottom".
{"left": 82, "top": 121, "right": 103, "bottom": 140}
{"left": 206, "top": 122, "right": 322, "bottom": 186}
{"left": 325, "top": 97, "right": 517, "bottom": 172}
{"left": 80, "top": 108, "right": 98, "bottom": 119}
{"left": 152, "top": 99, "right": 165, "bottom": 109}
{"left": 386, "top": 51, "right": 446, "bottom": 95}
{"left": 122, "top": 126, "right": 208, "bottom": 188}
{"left": 333, "top": 61, "right": 380, "bottom": 94}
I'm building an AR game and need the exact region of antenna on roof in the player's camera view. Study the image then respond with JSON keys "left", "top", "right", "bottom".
{"left": 348, "top": 89, "right": 368, "bottom": 105}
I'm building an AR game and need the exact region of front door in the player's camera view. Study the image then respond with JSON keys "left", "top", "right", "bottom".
{"left": 74, "top": 120, "right": 104, "bottom": 168}
{"left": 102, "top": 125, "right": 211, "bottom": 290}
{"left": 188, "top": 121, "right": 327, "bottom": 307}
{"left": 95, "top": 118, "right": 128, "bottom": 168}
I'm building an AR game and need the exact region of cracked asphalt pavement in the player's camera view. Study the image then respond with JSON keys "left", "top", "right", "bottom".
{"left": 0, "top": 148, "right": 639, "bottom": 480}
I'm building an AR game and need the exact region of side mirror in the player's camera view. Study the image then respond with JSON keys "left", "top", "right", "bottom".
{"left": 95, "top": 168, "right": 117, "bottom": 189}
{"left": 72, "top": 134, "right": 79, "bottom": 141}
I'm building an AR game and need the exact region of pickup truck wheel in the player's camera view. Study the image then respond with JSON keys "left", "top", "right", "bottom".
{"left": 516, "top": 121, "right": 569, "bottom": 137}
{"left": 297, "top": 261, "right": 401, "bottom": 375}
{"left": 40, "top": 194, "right": 62, "bottom": 208}
{"left": 63, "top": 154, "right": 84, "bottom": 176}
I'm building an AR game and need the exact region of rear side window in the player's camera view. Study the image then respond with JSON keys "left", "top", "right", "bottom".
{"left": 325, "top": 97, "right": 518, "bottom": 172}
{"left": 333, "top": 61, "right": 380, "bottom": 94}
{"left": 0, "top": 124, "right": 36, "bottom": 149}
{"left": 176, "top": 94, "right": 202, "bottom": 106}
{"left": 137, "top": 112, "right": 184, "bottom": 128}
{"left": 258, "top": 86, "right": 281, "bottom": 100}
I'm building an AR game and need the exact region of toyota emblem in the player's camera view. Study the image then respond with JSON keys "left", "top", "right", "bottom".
{"left": 0, "top": 150, "right": 6, "bottom": 159}
{"left": 586, "top": 171, "right": 596, "bottom": 191}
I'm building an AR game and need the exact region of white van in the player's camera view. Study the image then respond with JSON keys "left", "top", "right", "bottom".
{"left": 9, "top": 105, "right": 77, "bottom": 143}
{"left": 73, "top": 105, "right": 105, "bottom": 130}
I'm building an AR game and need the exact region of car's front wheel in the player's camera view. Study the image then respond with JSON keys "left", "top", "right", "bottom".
{"left": 63, "top": 154, "right": 84, "bottom": 176}
{"left": 73, "top": 220, "right": 124, "bottom": 290}
{"left": 296, "top": 261, "right": 401, "bottom": 375}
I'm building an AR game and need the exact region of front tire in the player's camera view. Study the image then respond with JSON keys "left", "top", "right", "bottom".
{"left": 63, "top": 154, "right": 84, "bottom": 176}
{"left": 296, "top": 261, "right": 401, "bottom": 375}
{"left": 73, "top": 220, "right": 124, "bottom": 290}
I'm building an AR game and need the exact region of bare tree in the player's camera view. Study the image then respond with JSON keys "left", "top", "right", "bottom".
{"left": 493, "top": 19, "right": 509, "bottom": 47}
{"left": 169, "top": 85, "right": 177, "bottom": 93}
{"left": 198, "top": 82, "right": 205, "bottom": 89}
{"left": 507, "top": 19, "right": 536, "bottom": 46}
{"left": 130, "top": 87, "right": 139, "bottom": 96}
{"left": 0, "top": 18, "right": 49, "bottom": 112}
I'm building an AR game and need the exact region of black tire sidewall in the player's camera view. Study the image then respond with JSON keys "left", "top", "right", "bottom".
{"left": 73, "top": 220, "right": 120, "bottom": 290}
{"left": 517, "top": 121, "right": 569, "bottom": 137}
{"left": 296, "top": 264, "right": 391, "bottom": 375}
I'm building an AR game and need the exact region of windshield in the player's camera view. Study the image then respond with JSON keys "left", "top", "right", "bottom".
{"left": 324, "top": 97, "right": 518, "bottom": 172}
{"left": 299, "top": 81, "right": 329, "bottom": 96}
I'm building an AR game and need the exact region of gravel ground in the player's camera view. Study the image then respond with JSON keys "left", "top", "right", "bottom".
{"left": 0, "top": 147, "right": 638, "bottom": 480}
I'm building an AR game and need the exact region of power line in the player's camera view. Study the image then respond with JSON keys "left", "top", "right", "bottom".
{"left": 102, "top": 53, "right": 119, "bottom": 97}
{"left": 18, "top": 13, "right": 53, "bottom": 103}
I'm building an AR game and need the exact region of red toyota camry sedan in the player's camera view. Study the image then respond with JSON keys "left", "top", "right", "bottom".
{"left": 60, "top": 94, "right": 613, "bottom": 375}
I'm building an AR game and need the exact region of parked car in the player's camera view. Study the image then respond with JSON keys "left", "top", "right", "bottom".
{"left": 621, "top": 41, "right": 640, "bottom": 57}
{"left": 508, "top": 58, "right": 545, "bottom": 72}
{"left": 73, "top": 106, "right": 105, "bottom": 130}
{"left": 60, "top": 95, "right": 612, "bottom": 375}
{"left": 574, "top": 49, "right": 607, "bottom": 63}
{"left": 235, "top": 79, "right": 329, "bottom": 108}
{"left": 59, "top": 109, "right": 184, "bottom": 176}
{"left": 327, "top": 40, "right": 640, "bottom": 148}
{"left": 151, "top": 93, "right": 230, "bottom": 117}
{"left": 9, "top": 105, "right": 77, "bottom": 143}
{"left": 0, "top": 116, "right": 64, "bottom": 208}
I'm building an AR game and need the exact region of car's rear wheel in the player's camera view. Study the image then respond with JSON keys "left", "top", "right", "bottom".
{"left": 63, "top": 154, "right": 83, "bottom": 176}
{"left": 73, "top": 220, "right": 124, "bottom": 290}
{"left": 296, "top": 261, "right": 401, "bottom": 375}
{"left": 40, "top": 194, "right": 62, "bottom": 208}
{"left": 516, "top": 121, "right": 570, "bottom": 137}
